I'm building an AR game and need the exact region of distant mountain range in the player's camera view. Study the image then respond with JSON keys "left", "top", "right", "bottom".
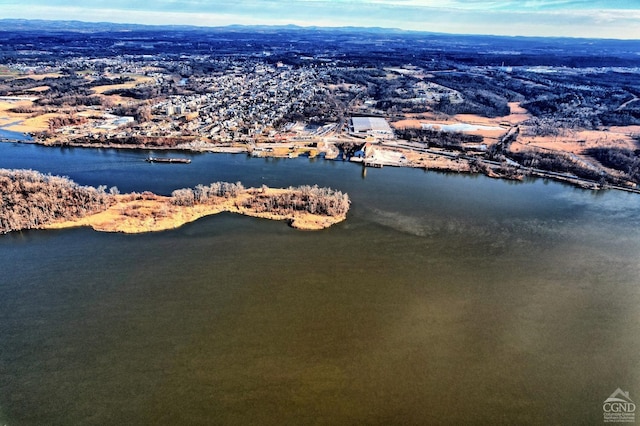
{"left": 1, "top": 18, "right": 638, "bottom": 52}
{"left": 0, "top": 18, "right": 418, "bottom": 35}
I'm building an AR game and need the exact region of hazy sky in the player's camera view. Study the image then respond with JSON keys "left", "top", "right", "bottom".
{"left": 2, "top": 0, "right": 640, "bottom": 39}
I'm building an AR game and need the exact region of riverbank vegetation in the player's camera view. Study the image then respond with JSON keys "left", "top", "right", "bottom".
{"left": 243, "top": 184, "right": 350, "bottom": 217}
{"left": 0, "top": 169, "right": 112, "bottom": 233}
{"left": 0, "top": 169, "right": 350, "bottom": 234}
{"left": 171, "top": 182, "right": 350, "bottom": 218}
{"left": 395, "top": 128, "right": 484, "bottom": 150}
{"left": 586, "top": 147, "right": 640, "bottom": 185}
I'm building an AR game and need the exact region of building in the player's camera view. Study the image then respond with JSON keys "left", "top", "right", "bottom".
{"left": 349, "top": 117, "right": 394, "bottom": 139}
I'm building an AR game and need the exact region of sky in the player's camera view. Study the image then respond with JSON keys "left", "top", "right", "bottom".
{"left": 2, "top": 0, "right": 640, "bottom": 39}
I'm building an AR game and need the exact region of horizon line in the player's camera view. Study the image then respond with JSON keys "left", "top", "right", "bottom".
{"left": 2, "top": 18, "right": 639, "bottom": 42}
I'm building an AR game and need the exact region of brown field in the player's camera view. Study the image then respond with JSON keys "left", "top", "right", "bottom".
{"left": 395, "top": 103, "right": 639, "bottom": 158}
{"left": 503, "top": 102, "right": 531, "bottom": 124}
{"left": 0, "top": 100, "right": 30, "bottom": 112}
{"left": 399, "top": 148, "right": 471, "bottom": 172}
{"left": 0, "top": 99, "right": 62, "bottom": 133}
{"left": 15, "top": 73, "right": 64, "bottom": 81}
{"left": 91, "top": 75, "right": 155, "bottom": 94}
{"left": 94, "top": 93, "right": 128, "bottom": 105}
{"left": 512, "top": 128, "right": 638, "bottom": 155}
{"left": 392, "top": 105, "right": 522, "bottom": 142}
{"left": 5, "top": 113, "right": 62, "bottom": 133}
{"left": 26, "top": 86, "right": 51, "bottom": 93}
{"left": 392, "top": 118, "right": 506, "bottom": 141}
{"left": 395, "top": 102, "right": 530, "bottom": 129}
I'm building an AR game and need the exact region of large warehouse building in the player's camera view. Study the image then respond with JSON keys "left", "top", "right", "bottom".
{"left": 349, "top": 117, "right": 394, "bottom": 139}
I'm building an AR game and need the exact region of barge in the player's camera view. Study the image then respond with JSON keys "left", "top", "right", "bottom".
{"left": 145, "top": 157, "right": 191, "bottom": 164}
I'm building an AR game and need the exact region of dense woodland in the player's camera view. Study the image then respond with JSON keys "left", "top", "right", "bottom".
{"left": 0, "top": 169, "right": 112, "bottom": 233}
{"left": 586, "top": 147, "right": 640, "bottom": 184}
{"left": 171, "top": 181, "right": 246, "bottom": 206}
{"left": 243, "top": 185, "right": 350, "bottom": 217}
{"left": 171, "top": 182, "right": 350, "bottom": 217}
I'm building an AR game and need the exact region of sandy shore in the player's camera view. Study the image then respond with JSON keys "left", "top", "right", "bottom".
{"left": 43, "top": 189, "right": 347, "bottom": 234}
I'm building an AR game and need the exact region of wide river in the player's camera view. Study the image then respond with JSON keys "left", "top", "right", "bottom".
{"left": 1, "top": 142, "right": 639, "bottom": 425}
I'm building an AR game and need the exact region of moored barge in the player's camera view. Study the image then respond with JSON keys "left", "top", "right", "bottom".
{"left": 145, "top": 157, "right": 191, "bottom": 164}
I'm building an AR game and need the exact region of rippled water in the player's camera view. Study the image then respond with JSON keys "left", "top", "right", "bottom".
{"left": 1, "top": 143, "right": 639, "bottom": 424}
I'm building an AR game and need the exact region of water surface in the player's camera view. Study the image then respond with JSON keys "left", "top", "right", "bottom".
{"left": 0, "top": 143, "right": 639, "bottom": 425}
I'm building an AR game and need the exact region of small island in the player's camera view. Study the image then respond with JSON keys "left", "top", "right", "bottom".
{"left": 0, "top": 169, "right": 350, "bottom": 234}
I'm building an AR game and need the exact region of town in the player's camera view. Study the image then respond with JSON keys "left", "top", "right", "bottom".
{"left": 1, "top": 20, "right": 640, "bottom": 191}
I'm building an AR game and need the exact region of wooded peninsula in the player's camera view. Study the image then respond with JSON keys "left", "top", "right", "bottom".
{"left": 0, "top": 169, "right": 350, "bottom": 234}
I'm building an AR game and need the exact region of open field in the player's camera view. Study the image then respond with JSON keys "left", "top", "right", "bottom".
{"left": 25, "top": 85, "right": 50, "bottom": 93}
{"left": 393, "top": 102, "right": 531, "bottom": 142}
{"left": 91, "top": 74, "right": 155, "bottom": 94}
{"left": 14, "top": 73, "right": 64, "bottom": 80}
{"left": 2, "top": 113, "right": 61, "bottom": 133}
{"left": 0, "top": 100, "right": 62, "bottom": 133}
{"left": 512, "top": 128, "right": 639, "bottom": 155}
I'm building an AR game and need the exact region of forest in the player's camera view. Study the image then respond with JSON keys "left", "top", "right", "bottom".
{"left": 586, "top": 147, "right": 640, "bottom": 184}
{"left": 171, "top": 182, "right": 350, "bottom": 218}
{"left": 243, "top": 185, "right": 350, "bottom": 217}
{"left": 0, "top": 169, "right": 113, "bottom": 233}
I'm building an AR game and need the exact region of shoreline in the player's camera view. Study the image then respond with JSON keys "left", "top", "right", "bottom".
{"left": 2, "top": 138, "right": 639, "bottom": 195}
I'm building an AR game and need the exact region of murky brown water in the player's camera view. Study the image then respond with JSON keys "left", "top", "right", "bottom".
{"left": 1, "top": 145, "right": 639, "bottom": 424}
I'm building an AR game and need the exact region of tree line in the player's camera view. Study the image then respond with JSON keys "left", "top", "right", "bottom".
{"left": 171, "top": 182, "right": 350, "bottom": 217}
{"left": 243, "top": 185, "right": 350, "bottom": 217}
{"left": 507, "top": 150, "right": 605, "bottom": 183}
{"left": 0, "top": 169, "right": 113, "bottom": 234}
{"left": 586, "top": 147, "right": 640, "bottom": 184}
{"left": 171, "top": 181, "right": 246, "bottom": 206}
{"left": 395, "top": 128, "right": 483, "bottom": 151}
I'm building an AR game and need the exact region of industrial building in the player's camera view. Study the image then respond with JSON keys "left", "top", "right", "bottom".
{"left": 349, "top": 117, "right": 394, "bottom": 139}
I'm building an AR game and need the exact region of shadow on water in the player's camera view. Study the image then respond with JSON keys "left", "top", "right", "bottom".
{"left": 0, "top": 142, "right": 639, "bottom": 424}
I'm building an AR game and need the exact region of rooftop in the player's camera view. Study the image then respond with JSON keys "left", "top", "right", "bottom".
{"left": 351, "top": 117, "right": 393, "bottom": 134}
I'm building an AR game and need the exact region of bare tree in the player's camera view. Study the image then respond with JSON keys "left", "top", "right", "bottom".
{"left": 0, "top": 169, "right": 112, "bottom": 233}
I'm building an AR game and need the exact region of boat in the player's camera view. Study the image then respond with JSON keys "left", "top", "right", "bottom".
{"left": 145, "top": 157, "right": 191, "bottom": 164}
{"left": 364, "top": 162, "right": 383, "bottom": 168}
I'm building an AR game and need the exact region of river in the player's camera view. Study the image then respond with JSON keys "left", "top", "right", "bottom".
{"left": 0, "top": 142, "right": 639, "bottom": 425}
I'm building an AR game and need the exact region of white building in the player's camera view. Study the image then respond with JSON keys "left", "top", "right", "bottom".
{"left": 349, "top": 117, "right": 394, "bottom": 139}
